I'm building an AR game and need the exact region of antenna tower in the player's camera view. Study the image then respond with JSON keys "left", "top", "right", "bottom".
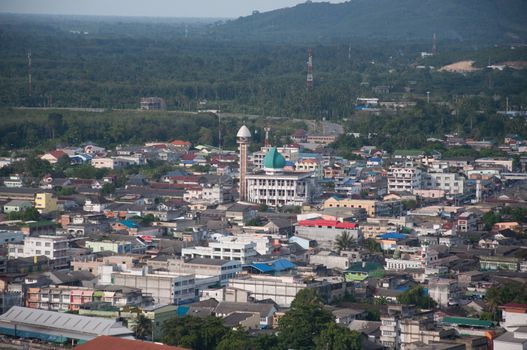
{"left": 27, "top": 49, "right": 32, "bottom": 96}
{"left": 306, "top": 48, "right": 314, "bottom": 90}
{"left": 432, "top": 33, "right": 437, "bottom": 55}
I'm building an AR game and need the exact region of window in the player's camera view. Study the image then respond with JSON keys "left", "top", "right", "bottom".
{"left": 36, "top": 250, "right": 41, "bottom": 255}
{"left": 36, "top": 242, "right": 42, "bottom": 246}
{"left": 45, "top": 242, "right": 51, "bottom": 247}
{"left": 45, "top": 251, "right": 51, "bottom": 256}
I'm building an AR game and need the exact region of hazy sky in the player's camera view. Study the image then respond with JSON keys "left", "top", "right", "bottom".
{"left": 0, "top": 0, "right": 345, "bottom": 18}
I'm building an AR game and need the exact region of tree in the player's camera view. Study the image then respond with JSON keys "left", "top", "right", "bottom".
{"left": 277, "top": 289, "right": 333, "bottom": 350}
{"left": 485, "top": 281, "right": 527, "bottom": 320}
{"left": 335, "top": 231, "right": 355, "bottom": 253}
{"left": 314, "top": 323, "right": 362, "bottom": 350}
{"left": 258, "top": 203, "right": 269, "bottom": 212}
{"left": 401, "top": 199, "right": 418, "bottom": 211}
{"left": 364, "top": 238, "right": 382, "bottom": 253}
{"left": 162, "top": 316, "right": 229, "bottom": 350}
{"left": 397, "top": 286, "right": 436, "bottom": 309}
{"left": 7, "top": 207, "right": 41, "bottom": 221}
{"left": 48, "top": 113, "right": 65, "bottom": 139}
{"left": 215, "top": 329, "right": 254, "bottom": 350}
{"left": 133, "top": 314, "right": 152, "bottom": 340}
{"left": 198, "top": 127, "right": 214, "bottom": 145}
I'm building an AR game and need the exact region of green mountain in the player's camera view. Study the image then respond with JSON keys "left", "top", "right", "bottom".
{"left": 216, "top": 0, "right": 527, "bottom": 43}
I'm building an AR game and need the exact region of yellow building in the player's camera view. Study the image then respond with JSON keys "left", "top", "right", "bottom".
{"left": 322, "top": 197, "right": 401, "bottom": 218}
{"left": 34, "top": 193, "right": 58, "bottom": 213}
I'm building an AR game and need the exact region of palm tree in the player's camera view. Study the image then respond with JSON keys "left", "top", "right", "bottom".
{"left": 334, "top": 231, "right": 355, "bottom": 252}
{"left": 133, "top": 314, "right": 153, "bottom": 340}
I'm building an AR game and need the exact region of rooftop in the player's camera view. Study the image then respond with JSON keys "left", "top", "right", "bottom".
{"left": 73, "top": 336, "right": 189, "bottom": 350}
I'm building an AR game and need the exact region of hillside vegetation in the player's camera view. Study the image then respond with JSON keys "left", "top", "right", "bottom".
{"left": 217, "top": 0, "right": 527, "bottom": 43}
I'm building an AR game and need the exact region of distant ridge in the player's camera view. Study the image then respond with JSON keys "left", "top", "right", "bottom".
{"left": 216, "top": 0, "right": 527, "bottom": 43}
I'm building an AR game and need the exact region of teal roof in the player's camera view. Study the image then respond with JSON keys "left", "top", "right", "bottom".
{"left": 263, "top": 147, "right": 286, "bottom": 169}
{"left": 347, "top": 262, "right": 383, "bottom": 273}
{"left": 442, "top": 316, "right": 495, "bottom": 328}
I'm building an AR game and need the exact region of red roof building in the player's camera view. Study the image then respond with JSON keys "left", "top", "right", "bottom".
{"left": 74, "top": 336, "right": 189, "bottom": 350}
{"left": 298, "top": 219, "right": 358, "bottom": 229}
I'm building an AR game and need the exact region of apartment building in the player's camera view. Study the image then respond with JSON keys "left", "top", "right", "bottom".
{"left": 148, "top": 258, "right": 242, "bottom": 286}
{"left": 112, "top": 269, "right": 196, "bottom": 305}
{"left": 385, "top": 246, "right": 439, "bottom": 271}
{"left": 388, "top": 166, "right": 423, "bottom": 193}
{"left": 381, "top": 305, "right": 455, "bottom": 349}
{"left": 428, "top": 278, "right": 462, "bottom": 307}
{"left": 8, "top": 235, "right": 70, "bottom": 269}
{"left": 323, "top": 197, "right": 402, "bottom": 218}
{"left": 423, "top": 172, "right": 465, "bottom": 195}
{"left": 26, "top": 285, "right": 143, "bottom": 312}
{"left": 181, "top": 236, "right": 258, "bottom": 264}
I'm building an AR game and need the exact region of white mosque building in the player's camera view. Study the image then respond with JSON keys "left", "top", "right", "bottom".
{"left": 237, "top": 124, "right": 317, "bottom": 207}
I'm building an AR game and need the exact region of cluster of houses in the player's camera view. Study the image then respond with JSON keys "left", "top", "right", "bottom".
{"left": 0, "top": 126, "right": 525, "bottom": 349}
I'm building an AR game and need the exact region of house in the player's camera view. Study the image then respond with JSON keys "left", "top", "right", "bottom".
{"left": 170, "top": 140, "right": 192, "bottom": 151}
{"left": 499, "top": 304, "right": 527, "bottom": 331}
{"left": 3, "top": 199, "right": 33, "bottom": 213}
{"left": 214, "top": 301, "right": 277, "bottom": 329}
{"left": 40, "top": 150, "right": 68, "bottom": 164}
{"left": 494, "top": 326, "right": 527, "bottom": 350}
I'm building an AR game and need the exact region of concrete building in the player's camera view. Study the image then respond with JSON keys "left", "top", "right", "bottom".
{"left": 428, "top": 278, "right": 462, "bottom": 307}
{"left": 140, "top": 97, "right": 166, "bottom": 110}
{"left": 246, "top": 147, "right": 317, "bottom": 207}
{"left": 148, "top": 258, "right": 242, "bottom": 286}
{"left": 494, "top": 327, "right": 527, "bottom": 350}
{"left": 475, "top": 157, "right": 513, "bottom": 171}
{"left": 388, "top": 166, "right": 423, "bottom": 193}
{"left": 457, "top": 212, "right": 478, "bottom": 232}
{"left": 181, "top": 236, "right": 258, "bottom": 264}
{"left": 227, "top": 275, "right": 349, "bottom": 307}
{"left": 499, "top": 304, "right": 527, "bottom": 331}
{"left": 85, "top": 240, "right": 134, "bottom": 254}
{"left": 34, "top": 192, "right": 58, "bottom": 213}
{"left": 322, "top": 197, "right": 402, "bottom": 217}
{"left": 8, "top": 235, "right": 70, "bottom": 269}
{"left": 381, "top": 306, "right": 454, "bottom": 349}
{"left": 295, "top": 219, "right": 361, "bottom": 249}
{"left": 385, "top": 246, "right": 439, "bottom": 271}
{"left": 423, "top": 172, "right": 465, "bottom": 195}
{"left": 111, "top": 269, "right": 196, "bottom": 305}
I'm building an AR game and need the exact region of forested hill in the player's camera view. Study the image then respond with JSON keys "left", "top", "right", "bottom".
{"left": 216, "top": 0, "right": 527, "bottom": 43}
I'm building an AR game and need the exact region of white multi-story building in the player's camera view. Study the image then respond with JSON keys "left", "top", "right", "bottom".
{"left": 111, "top": 269, "right": 195, "bottom": 305}
{"left": 246, "top": 147, "right": 317, "bottom": 207}
{"left": 388, "top": 166, "right": 423, "bottom": 193}
{"left": 182, "top": 236, "right": 258, "bottom": 263}
{"left": 8, "top": 235, "right": 70, "bottom": 269}
{"left": 384, "top": 245, "right": 438, "bottom": 271}
{"left": 183, "top": 184, "right": 224, "bottom": 204}
{"left": 251, "top": 145, "right": 301, "bottom": 169}
{"left": 423, "top": 172, "right": 465, "bottom": 195}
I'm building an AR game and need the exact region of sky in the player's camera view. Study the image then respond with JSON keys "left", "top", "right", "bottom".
{"left": 0, "top": 0, "right": 345, "bottom": 18}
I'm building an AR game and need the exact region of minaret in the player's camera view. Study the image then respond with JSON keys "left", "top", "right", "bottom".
{"left": 237, "top": 125, "right": 251, "bottom": 202}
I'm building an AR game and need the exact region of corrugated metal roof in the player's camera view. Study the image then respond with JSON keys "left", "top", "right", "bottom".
{"left": 0, "top": 306, "right": 132, "bottom": 337}
{"left": 442, "top": 316, "right": 494, "bottom": 328}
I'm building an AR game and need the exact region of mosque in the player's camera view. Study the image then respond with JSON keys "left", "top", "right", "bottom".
{"left": 237, "top": 125, "right": 317, "bottom": 207}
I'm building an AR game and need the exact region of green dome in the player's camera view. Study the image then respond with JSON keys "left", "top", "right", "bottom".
{"left": 263, "top": 147, "right": 286, "bottom": 169}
